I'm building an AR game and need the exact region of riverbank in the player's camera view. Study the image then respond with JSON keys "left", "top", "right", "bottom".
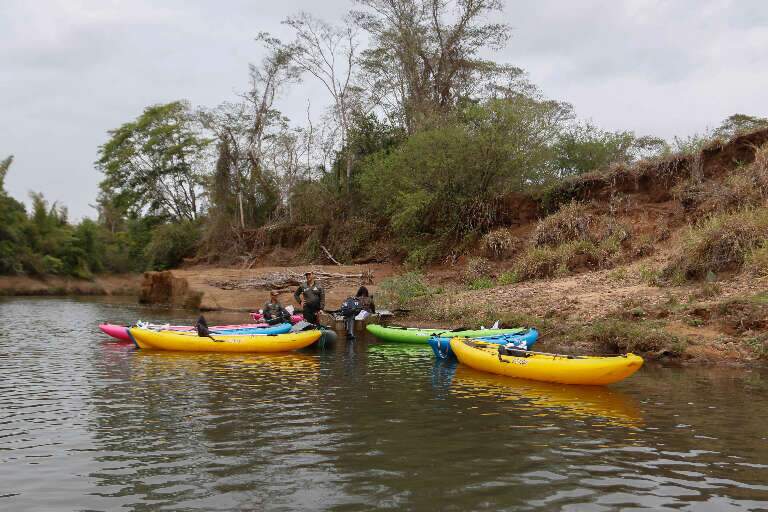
{"left": 137, "top": 264, "right": 398, "bottom": 311}
{"left": 0, "top": 273, "right": 142, "bottom": 297}
{"left": 127, "top": 259, "right": 767, "bottom": 365}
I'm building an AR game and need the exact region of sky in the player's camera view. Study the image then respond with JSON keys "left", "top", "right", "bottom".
{"left": 2, "top": 0, "right": 767, "bottom": 220}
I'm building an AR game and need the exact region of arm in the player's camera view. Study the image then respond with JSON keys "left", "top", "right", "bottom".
{"left": 294, "top": 285, "right": 303, "bottom": 305}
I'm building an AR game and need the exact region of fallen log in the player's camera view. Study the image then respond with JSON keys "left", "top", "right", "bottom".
{"left": 205, "top": 269, "right": 374, "bottom": 291}
{"left": 320, "top": 245, "right": 342, "bottom": 266}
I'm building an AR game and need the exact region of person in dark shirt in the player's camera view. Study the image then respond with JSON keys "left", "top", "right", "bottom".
{"left": 294, "top": 271, "right": 325, "bottom": 324}
{"left": 356, "top": 286, "right": 375, "bottom": 314}
{"left": 343, "top": 286, "right": 376, "bottom": 340}
{"left": 262, "top": 290, "right": 290, "bottom": 324}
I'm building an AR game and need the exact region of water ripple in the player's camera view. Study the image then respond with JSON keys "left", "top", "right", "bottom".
{"left": 0, "top": 297, "right": 767, "bottom": 510}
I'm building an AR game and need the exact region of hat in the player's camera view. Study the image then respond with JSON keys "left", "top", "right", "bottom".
{"left": 304, "top": 270, "right": 313, "bottom": 275}
{"left": 270, "top": 290, "right": 279, "bottom": 296}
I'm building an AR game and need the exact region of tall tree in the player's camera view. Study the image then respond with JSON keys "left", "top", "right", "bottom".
{"left": 200, "top": 45, "right": 299, "bottom": 230}
{"left": 97, "top": 101, "right": 210, "bottom": 222}
{"left": 281, "top": 14, "right": 360, "bottom": 189}
{"left": 0, "top": 155, "right": 13, "bottom": 189}
{"left": 353, "top": 0, "right": 511, "bottom": 132}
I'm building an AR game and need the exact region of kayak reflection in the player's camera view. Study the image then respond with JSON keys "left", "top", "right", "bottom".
{"left": 131, "top": 350, "right": 320, "bottom": 383}
{"left": 450, "top": 365, "right": 643, "bottom": 427}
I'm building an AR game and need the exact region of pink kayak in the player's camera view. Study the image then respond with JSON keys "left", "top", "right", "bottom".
{"left": 98, "top": 322, "right": 271, "bottom": 342}
{"left": 250, "top": 312, "right": 304, "bottom": 323}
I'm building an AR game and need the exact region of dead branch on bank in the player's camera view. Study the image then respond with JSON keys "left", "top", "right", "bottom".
{"left": 206, "top": 269, "right": 374, "bottom": 291}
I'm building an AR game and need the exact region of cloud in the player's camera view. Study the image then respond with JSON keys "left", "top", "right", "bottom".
{"left": 1, "top": 0, "right": 767, "bottom": 219}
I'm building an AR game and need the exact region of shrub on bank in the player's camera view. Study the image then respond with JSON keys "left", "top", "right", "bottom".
{"left": 463, "top": 257, "right": 492, "bottom": 283}
{"left": 512, "top": 235, "right": 624, "bottom": 281}
{"left": 144, "top": 221, "right": 201, "bottom": 270}
{"left": 481, "top": 228, "right": 523, "bottom": 259}
{"left": 532, "top": 202, "right": 594, "bottom": 247}
{"left": 585, "top": 319, "right": 684, "bottom": 355}
{"left": 674, "top": 143, "right": 768, "bottom": 215}
{"left": 378, "top": 272, "right": 433, "bottom": 309}
{"left": 663, "top": 207, "right": 768, "bottom": 280}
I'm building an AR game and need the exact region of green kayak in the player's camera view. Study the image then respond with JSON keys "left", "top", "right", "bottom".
{"left": 365, "top": 324, "right": 526, "bottom": 344}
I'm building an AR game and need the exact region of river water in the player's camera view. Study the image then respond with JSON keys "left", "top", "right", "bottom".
{"left": 0, "top": 297, "right": 767, "bottom": 511}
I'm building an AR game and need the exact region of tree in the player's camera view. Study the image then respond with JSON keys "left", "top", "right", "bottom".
{"left": 200, "top": 46, "right": 300, "bottom": 233}
{"left": 713, "top": 113, "right": 768, "bottom": 139}
{"left": 553, "top": 123, "right": 667, "bottom": 176}
{"left": 0, "top": 155, "right": 29, "bottom": 274}
{"left": 97, "top": 101, "right": 210, "bottom": 222}
{"left": 353, "top": 0, "right": 512, "bottom": 132}
{"left": 275, "top": 14, "right": 361, "bottom": 190}
{"left": 358, "top": 95, "right": 573, "bottom": 259}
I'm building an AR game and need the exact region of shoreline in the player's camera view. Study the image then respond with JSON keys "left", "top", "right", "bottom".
{"left": 0, "top": 273, "right": 142, "bottom": 297}
{"left": 3, "top": 265, "right": 765, "bottom": 367}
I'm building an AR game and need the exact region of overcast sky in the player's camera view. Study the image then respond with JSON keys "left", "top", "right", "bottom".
{"left": 2, "top": 0, "right": 767, "bottom": 219}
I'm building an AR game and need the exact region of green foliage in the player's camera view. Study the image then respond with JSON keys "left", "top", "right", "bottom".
{"left": 468, "top": 277, "right": 494, "bottom": 290}
{"left": 97, "top": 101, "right": 210, "bottom": 221}
{"left": 497, "top": 270, "right": 519, "bottom": 286}
{"left": 638, "top": 265, "right": 664, "bottom": 286}
{"left": 553, "top": 122, "right": 667, "bottom": 176}
{"left": 713, "top": 113, "right": 768, "bottom": 139}
{"left": 513, "top": 236, "right": 624, "bottom": 281}
{"left": 671, "top": 113, "right": 768, "bottom": 156}
{"left": 404, "top": 243, "right": 442, "bottom": 269}
{"left": 378, "top": 272, "right": 433, "bottom": 309}
{"left": 143, "top": 221, "right": 201, "bottom": 270}
{"left": 358, "top": 97, "right": 572, "bottom": 251}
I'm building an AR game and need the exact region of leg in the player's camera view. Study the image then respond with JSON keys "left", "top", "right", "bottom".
{"left": 345, "top": 317, "right": 355, "bottom": 339}
{"left": 304, "top": 308, "right": 318, "bottom": 324}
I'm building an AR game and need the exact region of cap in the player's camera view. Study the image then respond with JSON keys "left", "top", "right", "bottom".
{"left": 304, "top": 271, "right": 313, "bottom": 275}
{"left": 270, "top": 290, "right": 279, "bottom": 296}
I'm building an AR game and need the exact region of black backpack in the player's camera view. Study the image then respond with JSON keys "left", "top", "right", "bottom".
{"left": 339, "top": 296, "right": 362, "bottom": 318}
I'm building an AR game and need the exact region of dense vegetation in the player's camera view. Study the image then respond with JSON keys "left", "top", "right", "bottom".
{"left": 3, "top": 0, "right": 768, "bottom": 278}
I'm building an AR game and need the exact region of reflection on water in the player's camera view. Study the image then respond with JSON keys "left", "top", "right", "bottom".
{"left": 0, "top": 297, "right": 767, "bottom": 511}
{"left": 449, "top": 365, "right": 643, "bottom": 427}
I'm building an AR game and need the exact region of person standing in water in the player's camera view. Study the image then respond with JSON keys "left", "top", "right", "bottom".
{"left": 342, "top": 286, "right": 376, "bottom": 340}
{"left": 262, "top": 290, "right": 290, "bottom": 324}
{"left": 294, "top": 271, "right": 325, "bottom": 324}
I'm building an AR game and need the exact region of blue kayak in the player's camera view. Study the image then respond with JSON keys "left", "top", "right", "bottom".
{"left": 209, "top": 323, "right": 292, "bottom": 335}
{"left": 428, "top": 328, "right": 539, "bottom": 359}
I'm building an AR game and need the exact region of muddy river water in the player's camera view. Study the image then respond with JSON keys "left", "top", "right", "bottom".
{"left": 1, "top": 297, "right": 767, "bottom": 511}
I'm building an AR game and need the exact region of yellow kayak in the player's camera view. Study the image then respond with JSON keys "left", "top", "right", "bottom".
{"left": 450, "top": 338, "right": 643, "bottom": 385}
{"left": 128, "top": 327, "right": 321, "bottom": 353}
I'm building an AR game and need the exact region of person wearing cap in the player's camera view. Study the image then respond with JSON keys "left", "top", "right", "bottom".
{"left": 262, "top": 290, "right": 290, "bottom": 325}
{"left": 294, "top": 271, "right": 325, "bottom": 324}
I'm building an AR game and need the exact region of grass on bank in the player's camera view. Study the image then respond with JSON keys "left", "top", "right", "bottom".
{"left": 663, "top": 207, "right": 768, "bottom": 281}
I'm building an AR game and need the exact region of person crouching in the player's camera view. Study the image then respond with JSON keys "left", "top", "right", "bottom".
{"left": 263, "top": 290, "right": 291, "bottom": 325}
